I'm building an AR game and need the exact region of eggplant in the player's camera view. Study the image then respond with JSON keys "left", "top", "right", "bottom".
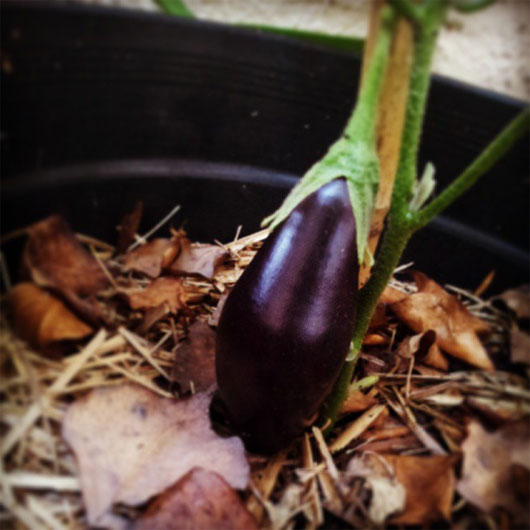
{"left": 216, "top": 178, "right": 358, "bottom": 453}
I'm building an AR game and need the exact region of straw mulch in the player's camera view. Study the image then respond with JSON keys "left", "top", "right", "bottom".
{"left": 1, "top": 211, "right": 528, "bottom": 530}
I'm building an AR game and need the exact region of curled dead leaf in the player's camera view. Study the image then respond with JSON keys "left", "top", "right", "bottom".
{"left": 368, "top": 302, "right": 388, "bottom": 330}
{"left": 127, "top": 277, "right": 187, "bottom": 313}
{"left": 133, "top": 468, "right": 257, "bottom": 530}
{"left": 172, "top": 320, "right": 217, "bottom": 395}
{"left": 170, "top": 239, "right": 229, "bottom": 280}
{"left": 9, "top": 283, "right": 92, "bottom": 349}
{"left": 396, "top": 330, "right": 449, "bottom": 371}
{"left": 458, "top": 419, "right": 530, "bottom": 524}
{"left": 347, "top": 452, "right": 458, "bottom": 525}
{"left": 509, "top": 325, "right": 530, "bottom": 364}
{"left": 116, "top": 201, "right": 143, "bottom": 254}
{"left": 346, "top": 454, "right": 406, "bottom": 524}
{"left": 390, "top": 272, "right": 493, "bottom": 370}
{"left": 386, "top": 454, "right": 458, "bottom": 525}
{"left": 122, "top": 238, "right": 180, "bottom": 278}
{"left": 62, "top": 384, "right": 249, "bottom": 528}
{"left": 22, "top": 214, "right": 108, "bottom": 296}
{"left": 380, "top": 285, "right": 409, "bottom": 304}
{"left": 498, "top": 284, "right": 530, "bottom": 320}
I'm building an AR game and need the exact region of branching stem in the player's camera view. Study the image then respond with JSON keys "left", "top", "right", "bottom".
{"left": 321, "top": 0, "right": 528, "bottom": 430}
{"left": 411, "top": 109, "right": 530, "bottom": 230}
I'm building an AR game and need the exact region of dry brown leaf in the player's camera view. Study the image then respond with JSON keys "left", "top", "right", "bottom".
{"left": 458, "top": 419, "right": 530, "bottom": 523}
{"left": 172, "top": 320, "right": 217, "bottom": 394}
{"left": 122, "top": 238, "right": 180, "bottom": 278}
{"left": 170, "top": 239, "right": 229, "bottom": 280}
{"left": 396, "top": 330, "right": 449, "bottom": 371}
{"left": 62, "top": 384, "right": 249, "bottom": 528}
{"left": 127, "top": 277, "right": 187, "bottom": 313}
{"left": 116, "top": 201, "right": 143, "bottom": 254}
{"left": 387, "top": 454, "right": 458, "bottom": 525}
{"left": 22, "top": 214, "right": 108, "bottom": 296}
{"left": 368, "top": 302, "right": 388, "bottom": 329}
{"left": 9, "top": 283, "right": 92, "bottom": 349}
{"left": 498, "top": 285, "right": 530, "bottom": 320}
{"left": 509, "top": 325, "right": 530, "bottom": 364}
{"left": 380, "top": 284, "right": 409, "bottom": 304}
{"left": 349, "top": 452, "right": 457, "bottom": 525}
{"left": 390, "top": 272, "right": 493, "bottom": 370}
{"left": 340, "top": 389, "right": 377, "bottom": 414}
{"left": 136, "top": 303, "right": 170, "bottom": 334}
{"left": 134, "top": 468, "right": 257, "bottom": 530}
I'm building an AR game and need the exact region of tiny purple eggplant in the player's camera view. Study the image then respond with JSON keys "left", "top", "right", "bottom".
{"left": 216, "top": 178, "right": 358, "bottom": 453}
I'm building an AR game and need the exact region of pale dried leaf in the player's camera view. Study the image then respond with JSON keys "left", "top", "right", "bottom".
{"left": 390, "top": 272, "right": 493, "bottom": 370}
{"left": 122, "top": 238, "right": 180, "bottom": 278}
{"left": 170, "top": 240, "right": 229, "bottom": 280}
{"left": 265, "top": 483, "right": 306, "bottom": 530}
{"left": 133, "top": 468, "right": 257, "bottom": 530}
{"left": 22, "top": 214, "right": 107, "bottom": 296}
{"left": 347, "top": 455, "right": 406, "bottom": 524}
{"left": 9, "top": 283, "right": 92, "bottom": 349}
{"left": 172, "top": 321, "right": 216, "bottom": 394}
{"left": 127, "top": 277, "right": 186, "bottom": 313}
{"left": 347, "top": 453, "right": 457, "bottom": 525}
{"left": 458, "top": 419, "right": 530, "bottom": 523}
{"left": 62, "top": 384, "right": 249, "bottom": 527}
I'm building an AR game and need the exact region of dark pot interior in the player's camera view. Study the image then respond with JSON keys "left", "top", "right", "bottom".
{"left": 1, "top": 2, "right": 529, "bottom": 294}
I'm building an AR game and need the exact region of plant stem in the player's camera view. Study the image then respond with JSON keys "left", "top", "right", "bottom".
{"left": 391, "top": 1, "right": 448, "bottom": 216}
{"left": 321, "top": 218, "right": 411, "bottom": 427}
{"left": 344, "top": 6, "right": 396, "bottom": 144}
{"left": 411, "top": 108, "right": 530, "bottom": 230}
{"left": 451, "top": 0, "right": 494, "bottom": 13}
{"left": 321, "top": 1, "right": 448, "bottom": 429}
{"left": 393, "top": 0, "right": 424, "bottom": 24}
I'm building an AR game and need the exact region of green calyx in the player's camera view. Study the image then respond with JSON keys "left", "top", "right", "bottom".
{"left": 262, "top": 6, "right": 396, "bottom": 265}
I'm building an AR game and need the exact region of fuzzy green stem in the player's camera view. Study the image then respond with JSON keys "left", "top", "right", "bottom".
{"left": 411, "top": 108, "right": 530, "bottom": 229}
{"left": 392, "top": 1, "right": 448, "bottom": 216}
{"left": 321, "top": 219, "right": 411, "bottom": 427}
{"left": 321, "top": 1, "right": 448, "bottom": 429}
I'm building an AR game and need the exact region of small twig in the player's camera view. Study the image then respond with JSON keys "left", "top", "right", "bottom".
{"left": 75, "top": 233, "right": 115, "bottom": 252}
{"left": 128, "top": 204, "right": 181, "bottom": 251}
{"left": 312, "top": 426, "right": 339, "bottom": 482}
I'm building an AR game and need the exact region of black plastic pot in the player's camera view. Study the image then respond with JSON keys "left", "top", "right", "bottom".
{"left": 1, "top": 2, "right": 529, "bottom": 293}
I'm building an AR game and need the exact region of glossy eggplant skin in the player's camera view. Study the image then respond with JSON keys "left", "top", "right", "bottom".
{"left": 216, "top": 178, "right": 358, "bottom": 453}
